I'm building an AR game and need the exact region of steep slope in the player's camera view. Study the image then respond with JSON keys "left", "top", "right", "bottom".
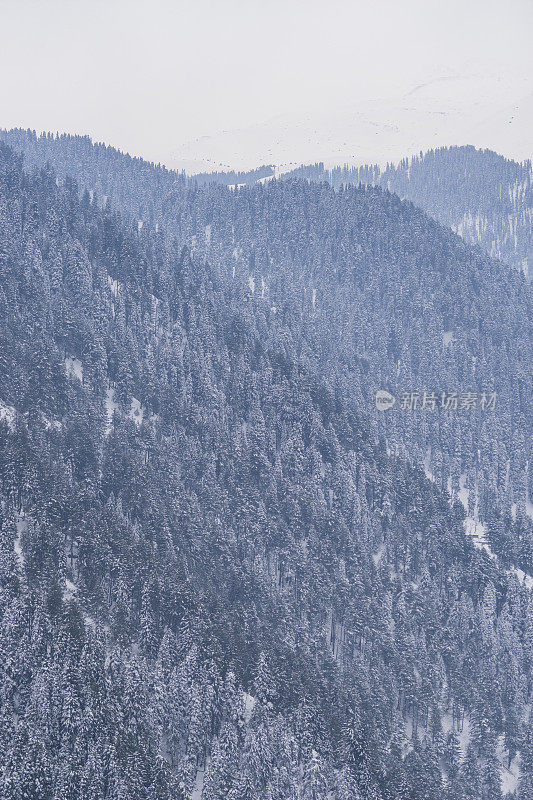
{"left": 0, "top": 141, "right": 532, "bottom": 799}
{"left": 1, "top": 131, "right": 532, "bottom": 575}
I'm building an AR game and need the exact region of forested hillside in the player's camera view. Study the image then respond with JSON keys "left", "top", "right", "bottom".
{"left": 0, "top": 137, "right": 532, "bottom": 798}
{"left": 3, "top": 130, "right": 531, "bottom": 576}
{"left": 0, "top": 129, "right": 188, "bottom": 223}
{"left": 3, "top": 133, "right": 530, "bottom": 281}
{"left": 0, "top": 129, "right": 274, "bottom": 216}
{"left": 290, "top": 146, "right": 533, "bottom": 279}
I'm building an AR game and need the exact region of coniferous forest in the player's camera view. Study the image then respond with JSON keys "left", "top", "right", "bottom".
{"left": 289, "top": 146, "right": 533, "bottom": 280}
{"left": 0, "top": 127, "right": 532, "bottom": 800}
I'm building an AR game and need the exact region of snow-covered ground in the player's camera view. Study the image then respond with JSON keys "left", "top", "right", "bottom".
{"left": 105, "top": 388, "right": 118, "bottom": 434}
{"left": 525, "top": 462, "right": 533, "bottom": 521}
{"left": 191, "top": 765, "right": 206, "bottom": 800}
{"left": 497, "top": 735, "right": 521, "bottom": 795}
{"left": 423, "top": 448, "right": 434, "bottom": 482}
{"left": 65, "top": 356, "right": 83, "bottom": 382}
{"left": 128, "top": 397, "right": 144, "bottom": 427}
{"left": 372, "top": 544, "right": 386, "bottom": 567}
{"left": 243, "top": 692, "right": 256, "bottom": 723}
{"left": 170, "top": 73, "right": 532, "bottom": 175}
{"left": 511, "top": 566, "right": 533, "bottom": 590}
{"left": 441, "top": 711, "right": 471, "bottom": 758}
{"left": 405, "top": 708, "right": 520, "bottom": 793}
{"left": 419, "top": 454, "right": 533, "bottom": 588}
{"left": 41, "top": 413, "right": 62, "bottom": 431}
{"left": 15, "top": 517, "right": 26, "bottom": 565}
{"left": 457, "top": 473, "right": 533, "bottom": 587}
{"left": 0, "top": 400, "right": 16, "bottom": 430}
{"left": 64, "top": 578, "right": 77, "bottom": 602}
{"left": 105, "top": 389, "right": 146, "bottom": 432}
{"left": 458, "top": 474, "right": 493, "bottom": 558}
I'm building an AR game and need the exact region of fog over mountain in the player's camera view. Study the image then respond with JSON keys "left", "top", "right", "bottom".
{"left": 0, "top": 0, "right": 531, "bottom": 172}
{"left": 169, "top": 72, "right": 533, "bottom": 173}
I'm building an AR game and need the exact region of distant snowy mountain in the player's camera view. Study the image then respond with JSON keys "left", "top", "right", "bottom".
{"left": 168, "top": 72, "right": 533, "bottom": 173}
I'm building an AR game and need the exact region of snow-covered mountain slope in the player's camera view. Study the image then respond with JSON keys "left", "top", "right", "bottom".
{"left": 168, "top": 73, "right": 533, "bottom": 173}
{"left": 1, "top": 116, "right": 533, "bottom": 797}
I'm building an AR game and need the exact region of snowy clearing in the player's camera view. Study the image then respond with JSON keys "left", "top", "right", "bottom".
{"left": 105, "top": 388, "right": 118, "bottom": 434}
{"left": 0, "top": 400, "right": 16, "bottom": 430}
{"left": 65, "top": 356, "right": 83, "bottom": 382}
{"left": 128, "top": 397, "right": 144, "bottom": 427}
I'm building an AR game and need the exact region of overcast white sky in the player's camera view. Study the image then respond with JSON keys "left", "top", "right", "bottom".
{"left": 1, "top": 0, "right": 532, "bottom": 169}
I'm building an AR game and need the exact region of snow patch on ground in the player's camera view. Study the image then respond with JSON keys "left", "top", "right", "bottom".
{"left": 464, "top": 516, "right": 494, "bottom": 558}
{"left": 458, "top": 475, "right": 533, "bottom": 587}
{"left": 15, "top": 517, "right": 26, "bottom": 565}
{"left": 511, "top": 566, "right": 533, "bottom": 590}
{"left": 446, "top": 474, "right": 453, "bottom": 497}
{"left": 191, "top": 763, "right": 207, "bottom": 800}
{"left": 526, "top": 495, "right": 533, "bottom": 523}
{"left": 128, "top": 397, "right": 144, "bottom": 427}
{"left": 0, "top": 400, "right": 16, "bottom": 430}
{"left": 64, "top": 579, "right": 78, "bottom": 602}
{"left": 372, "top": 544, "right": 385, "bottom": 566}
{"left": 105, "top": 388, "right": 118, "bottom": 434}
{"left": 457, "top": 474, "right": 492, "bottom": 555}
{"left": 243, "top": 692, "right": 256, "bottom": 723}
{"left": 105, "top": 391, "right": 146, "bottom": 432}
{"left": 441, "top": 711, "right": 471, "bottom": 758}
{"left": 496, "top": 735, "right": 521, "bottom": 795}
{"left": 423, "top": 448, "right": 434, "bottom": 482}
{"left": 107, "top": 276, "right": 120, "bottom": 297}
{"left": 41, "top": 413, "right": 62, "bottom": 431}
{"left": 63, "top": 577, "right": 97, "bottom": 628}
{"left": 500, "top": 759, "right": 520, "bottom": 795}
{"left": 525, "top": 462, "right": 533, "bottom": 521}
{"left": 65, "top": 356, "right": 83, "bottom": 382}
{"left": 457, "top": 473, "right": 470, "bottom": 513}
